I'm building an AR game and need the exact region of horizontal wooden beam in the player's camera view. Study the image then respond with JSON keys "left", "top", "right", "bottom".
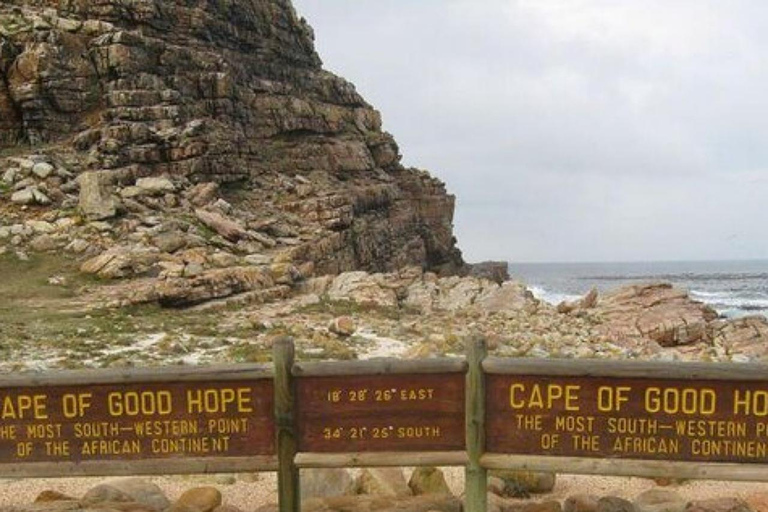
{"left": 0, "top": 456, "right": 278, "bottom": 478}
{"left": 295, "top": 451, "right": 468, "bottom": 468}
{"left": 480, "top": 454, "right": 768, "bottom": 482}
{"left": 0, "top": 363, "right": 273, "bottom": 387}
{"left": 294, "top": 358, "right": 467, "bottom": 377}
{"left": 483, "top": 357, "right": 768, "bottom": 381}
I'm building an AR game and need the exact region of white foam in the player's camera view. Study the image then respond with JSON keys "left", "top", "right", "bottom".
{"left": 528, "top": 285, "right": 582, "bottom": 305}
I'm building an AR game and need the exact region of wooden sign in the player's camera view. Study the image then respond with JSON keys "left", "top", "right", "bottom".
{"left": 487, "top": 369, "right": 768, "bottom": 464}
{"left": 0, "top": 365, "right": 275, "bottom": 477}
{"left": 297, "top": 373, "right": 465, "bottom": 453}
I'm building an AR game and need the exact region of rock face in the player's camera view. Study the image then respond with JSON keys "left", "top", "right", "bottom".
{"left": 560, "top": 283, "right": 768, "bottom": 359}
{"left": 0, "top": 0, "right": 463, "bottom": 280}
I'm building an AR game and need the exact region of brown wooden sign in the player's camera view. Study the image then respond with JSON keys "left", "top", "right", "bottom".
{"left": 0, "top": 378, "right": 274, "bottom": 466}
{"left": 297, "top": 373, "right": 465, "bottom": 452}
{"left": 487, "top": 373, "right": 768, "bottom": 464}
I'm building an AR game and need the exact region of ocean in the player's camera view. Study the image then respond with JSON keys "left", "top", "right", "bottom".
{"left": 507, "top": 260, "right": 768, "bottom": 319}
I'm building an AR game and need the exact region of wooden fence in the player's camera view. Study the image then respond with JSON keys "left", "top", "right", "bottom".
{"left": 3, "top": 336, "right": 768, "bottom": 512}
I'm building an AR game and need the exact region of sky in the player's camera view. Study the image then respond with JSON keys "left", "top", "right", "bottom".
{"left": 292, "top": 0, "right": 768, "bottom": 263}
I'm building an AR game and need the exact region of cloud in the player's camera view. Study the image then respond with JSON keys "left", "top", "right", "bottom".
{"left": 293, "top": 0, "right": 768, "bottom": 262}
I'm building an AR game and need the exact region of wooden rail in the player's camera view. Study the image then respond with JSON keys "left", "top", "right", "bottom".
{"left": 2, "top": 337, "right": 768, "bottom": 512}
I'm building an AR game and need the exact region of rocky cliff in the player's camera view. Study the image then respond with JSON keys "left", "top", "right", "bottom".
{"left": 0, "top": 0, "right": 463, "bottom": 297}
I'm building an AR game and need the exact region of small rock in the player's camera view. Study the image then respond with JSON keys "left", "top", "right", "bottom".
{"left": 35, "top": 490, "right": 77, "bottom": 502}
{"left": 328, "top": 316, "right": 355, "bottom": 337}
{"left": 565, "top": 494, "right": 599, "bottom": 512}
{"left": 136, "top": 177, "right": 175, "bottom": 194}
{"left": 184, "top": 262, "right": 205, "bottom": 277}
{"left": 186, "top": 182, "right": 219, "bottom": 206}
{"left": 745, "top": 493, "right": 768, "bottom": 512}
{"left": 171, "top": 487, "right": 222, "bottom": 512}
{"left": 48, "top": 275, "right": 67, "bottom": 286}
{"left": 78, "top": 171, "right": 117, "bottom": 220}
{"left": 2, "top": 168, "right": 18, "bottom": 185}
{"left": 523, "top": 502, "right": 563, "bottom": 512}
{"left": 357, "top": 468, "right": 412, "bottom": 497}
{"left": 82, "top": 478, "right": 170, "bottom": 511}
{"left": 408, "top": 467, "right": 452, "bottom": 496}
{"left": 487, "top": 476, "right": 506, "bottom": 497}
{"left": 12, "top": 187, "right": 49, "bottom": 205}
{"left": 153, "top": 232, "right": 188, "bottom": 253}
{"left": 195, "top": 209, "right": 248, "bottom": 242}
{"left": 244, "top": 254, "right": 272, "bottom": 266}
{"left": 211, "top": 251, "right": 240, "bottom": 267}
{"left": 598, "top": 497, "right": 636, "bottom": 512}
{"left": 301, "top": 468, "right": 355, "bottom": 501}
{"left": 489, "top": 470, "right": 556, "bottom": 495}
{"left": 26, "top": 220, "right": 55, "bottom": 233}
{"left": 30, "top": 234, "right": 58, "bottom": 252}
{"left": 634, "top": 488, "right": 686, "bottom": 512}
{"left": 66, "top": 239, "right": 90, "bottom": 253}
{"left": 32, "top": 162, "right": 55, "bottom": 179}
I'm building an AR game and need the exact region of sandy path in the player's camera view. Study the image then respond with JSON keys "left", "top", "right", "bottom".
{"left": 1, "top": 471, "right": 767, "bottom": 509}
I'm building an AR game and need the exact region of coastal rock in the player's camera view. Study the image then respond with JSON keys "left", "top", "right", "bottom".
{"left": 466, "top": 261, "right": 510, "bottom": 284}
{"left": 594, "top": 283, "right": 718, "bottom": 346}
{"left": 710, "top": 316, "right": 768, "bottom": 358}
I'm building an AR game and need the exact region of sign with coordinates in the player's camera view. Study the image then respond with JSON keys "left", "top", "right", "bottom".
{"left": 0, "top": 380, "right": 274, "bottom": 464}
{"left": 297, "top": 373, "right": 465, "bottom": 452}
{"left": 487, "top": 374, "right": 768, "bottom": 463}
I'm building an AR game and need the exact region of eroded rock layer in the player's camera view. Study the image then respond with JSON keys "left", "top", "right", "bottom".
{"left": 0, "top": 0, "right": 463, "bottom": 277}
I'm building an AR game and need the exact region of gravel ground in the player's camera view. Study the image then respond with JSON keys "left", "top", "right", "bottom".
{"left": 1, "top": 470, "right": 766, "bottom": 509}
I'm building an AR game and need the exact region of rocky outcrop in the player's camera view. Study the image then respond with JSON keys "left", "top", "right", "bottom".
{"left": 0, "top": 0, "right": 463, "bottom": 296}
{"left": 561, "top": 283, "right": 768, "bottom": 359}
{"left": 594, "top": 283, "right": 719, "bottom": 346}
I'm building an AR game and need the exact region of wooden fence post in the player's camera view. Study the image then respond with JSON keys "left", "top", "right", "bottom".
{"left": 274, "top": 337, "right": 299, "bottom": 512}
{"left": 465, "top": 336, "right": 487, "bottom": 512}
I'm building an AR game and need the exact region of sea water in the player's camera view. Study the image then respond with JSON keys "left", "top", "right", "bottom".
{"left": 508, "top": 260, "right": 768, "bottom": 319}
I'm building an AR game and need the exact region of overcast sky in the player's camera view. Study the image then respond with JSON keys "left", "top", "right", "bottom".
{"left": 292, "top": 0, "right": 768, "bottom": 263}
